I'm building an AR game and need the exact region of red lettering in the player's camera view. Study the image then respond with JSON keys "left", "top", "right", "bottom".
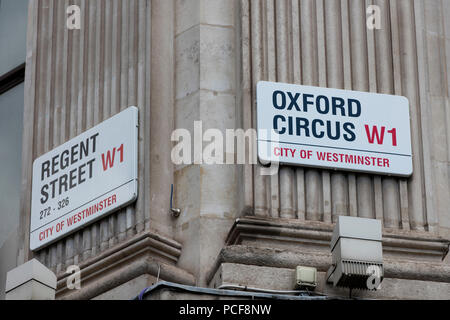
{"left": 118, "top": 144, "right": 124, "bottom": 163}
{"left": 39, "top": 226, "right": 54, "bottom": 241}
{"left": 388, "top": 128, "right": 397, "bottom": 146}
{"left": 317, "top": 152, "right": 326, "bottom": 161}
{"left": 274, "top": 147, "right": 281, "bottom": 157}
{"left": 274, "top": 147, "right": 297, "bottom": 157}
{"left": 365, "top": 125, "right": 386, "bottom": 144}
{"left": 102, "top": 148, "right": 116, "bottom": 171}
{"left": 67, "top": 216, "right": 75, "bottom": 226}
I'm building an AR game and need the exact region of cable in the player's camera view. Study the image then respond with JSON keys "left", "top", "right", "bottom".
{"left": 134, "top": 281, "right": 337, "bottom": 300}
{"left": 217, "top": 284, "right": 326, "bottom": 296}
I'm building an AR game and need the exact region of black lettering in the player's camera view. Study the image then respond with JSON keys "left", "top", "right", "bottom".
{"left": 343, "top": 122, "right": 356, "bottom": 141}
{"left": 49, "top": 179, "right": 58, "bottom": 199}
{"left": 51, "top": 155, "right": 59, "bottom": 176}
{"left": 79, "top": 139, "right": 89, "bottom": 160}
{"left": 332, "top": 97, "right": 346, "bottom": 116}
{"left": 71, "top": 144, "right": 79, "bottom": 165}
{"left": 69, "top": 168, "right": 77, "bottom": 189}
{"left": 40, "top": 185, "right": 49, "bottom": 204}
{"left": 288, "top": 116, "right": 293, "bottom": 135}
{"left": 273, "top": 115, "right": 286, "bottom": 134}
{"left": 78, "top": 164, "right": 86, "bottom": 185}
{"left": 90, "top": 133, "right": 100, "bottom": 153}
{"left": 60, "top": 150, "right": 70, "bottom": 170}
{"left": 312, "top": 119, "right": 325, "bottom": 138}
{"left": 327, "top": 121, "right": 340, "bottom": 140}
{"left": 348, "top": 99, "right": 361, "bottom": 117}
{"left": 296, "top": 117, "right": 310, "bottom": 137}
{"left": 287, "top": 92, "right": 301, "bottom": 111}
{"left": 272, "top": 91, "right": 286, "bottom": 110}
{"left": 302, "top": 94, "right": 314, "bottom": 113}
{"left": 86, "top": 159, "right": 95, "bottom": 179}
{"left": 59, "top": 174, "right": 68, "bottom": 195}
{"left": 41, "top": 161, "right": 50, "bottom": 181}
{"left": 316, "top": 95, "right": 329, "bottom": 114}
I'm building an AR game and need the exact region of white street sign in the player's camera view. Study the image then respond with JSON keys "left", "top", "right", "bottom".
{"left": 30, "top": 107, "right": 138, "bottom": 251}
{"left": 257, "top": 81, "right": 413, "bottom": 177}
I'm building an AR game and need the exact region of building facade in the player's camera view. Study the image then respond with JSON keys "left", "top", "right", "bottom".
{"left": 1, "top": 0, "right": 450, "bottom": 299}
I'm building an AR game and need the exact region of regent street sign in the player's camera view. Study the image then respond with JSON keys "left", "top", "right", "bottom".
{"left": 30, "top": 107, "right": 138, "bottom": 251}
{"left": 257, "top": 81, "right": 413, "bottom": 177}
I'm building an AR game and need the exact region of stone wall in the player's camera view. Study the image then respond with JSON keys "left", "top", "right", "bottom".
{"left": 236, "top": 0, "right": 450, "bottom": 236}
{"left": 14, "top": 0, "right": 450, "bottom": 299}
{"left": 18, "top": 0, "right": 180, "bottom": 282}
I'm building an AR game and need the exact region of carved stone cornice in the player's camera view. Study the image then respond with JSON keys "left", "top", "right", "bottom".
{"left": 226, "top": 217, "right": 449, "bottom": 261}
{"left": 207, "top": 244, "right": 450, "bottom": 286}
{"left": 56, "top": 231, "right": 195, "bottom": 299}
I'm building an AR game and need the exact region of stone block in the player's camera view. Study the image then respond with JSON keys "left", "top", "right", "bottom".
{"left": 200, "top": 0, "right": 234, "bottom": 27}
{"left": 200, "top": 25, "right": 235, "bottom": 93}
{"left": 5, "top": 259, "right": 56, "bottom": 300}
{"left": 176, "top": 25, "right": 200, "bottom": 99}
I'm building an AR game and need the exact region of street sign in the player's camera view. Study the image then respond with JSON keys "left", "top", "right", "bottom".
{"left": 257, "top": 81, "right": 413, "bottom": 177}
{"left": 30, "top": 107, "right": 138, "bottom": 251}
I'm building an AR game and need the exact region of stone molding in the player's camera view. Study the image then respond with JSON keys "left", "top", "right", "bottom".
{"left": 206, "top": 217, "right": 450, "bottom": 285}
{"left": 207, "top": 244, "right": 450, "bottom": 286}
{"left": 56, "top": 231, "right": 195, "bottom": 300}
{"left": 209, "top": 262, "right": 450, "bottom": 300}
{"left": 226, "top": 217, "right": 449, "bottom": 261}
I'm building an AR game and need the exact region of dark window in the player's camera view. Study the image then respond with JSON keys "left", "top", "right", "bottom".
{"left": 0, "top": 0, "right": 28, "bottom": 300}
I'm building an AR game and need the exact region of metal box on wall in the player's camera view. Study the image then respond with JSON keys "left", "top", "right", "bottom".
{"left": 327, "top": 216, "right": 383, "bottom": 290}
